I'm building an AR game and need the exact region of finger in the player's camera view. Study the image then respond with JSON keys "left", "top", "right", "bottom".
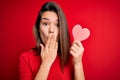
{"left": 70, "top": 50, "right": 76, "bottom": 56}
{"left": 54, "top": 35, "right": 57, "bottom": 42}
{"left": 52, "top": 35, "right": 57, "bottom": 49}
{"left": 77, "top": 41, "right": 84, "bottom": 51}
{"left": 50, "top": 35, "right": 57, "bottom": 49}
{"left": 74, "top": 40, "right": 83, "bottom": 48}
{"left": 45, "top": 34, "right": 52, "bottom": 48}
{"left": 72, "top": 42, "right": 80, "bottom": 50}
{"left": 49, "top": 35, "right": 54, "bottom": 48}
{"left": 55, "top": 41, "right": 58, "bottom": 52}
{"left": 40, "top": 43, "right": 44, "bottom": 54}
{"left": 70, "top": 46, "right": 77, "bottom": 53}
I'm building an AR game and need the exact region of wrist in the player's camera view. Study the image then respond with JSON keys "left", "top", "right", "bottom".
{"left": 73, "top": 60, "right": 83, "bottom": 67}
{"left": 41, "top": 62, "right": 52, "bottom": 69}
{"left": 73, "top": 57, "right": 82, "bottom": 64}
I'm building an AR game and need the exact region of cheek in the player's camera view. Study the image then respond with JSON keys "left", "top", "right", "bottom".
{"left": 55, "top": 28, "right": 59, "bottom": 40}
{"left": 57, "top": 30, "right": 59, "bottom": 37}
{"left": 39, "top": 27, "right": 48, "bottom": 43}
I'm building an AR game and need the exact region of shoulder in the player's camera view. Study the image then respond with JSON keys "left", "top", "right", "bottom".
{"left": 19, "top": 50, "right": 40, "bottom": 80}
{"left": 19, "top": 50, "right": 38, "bottom": 63}
{"left": 20, "top": 50, "right": 35, "bottom": 57}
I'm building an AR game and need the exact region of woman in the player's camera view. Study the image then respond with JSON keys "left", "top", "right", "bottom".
{"left": 19, "top": 1, "right": 85, "bottom": 80}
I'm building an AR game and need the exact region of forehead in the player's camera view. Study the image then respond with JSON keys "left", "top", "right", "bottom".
{"left": 41, "top": 11, "right": 58, "bottom": 21}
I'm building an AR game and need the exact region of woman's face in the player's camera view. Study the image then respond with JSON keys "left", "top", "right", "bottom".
{"left": 39, "top": 11, "right": 59, "bottom": 44}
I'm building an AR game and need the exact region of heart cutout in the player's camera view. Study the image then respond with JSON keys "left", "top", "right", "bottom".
{"left": 72, "top": 24, "right": 90, "bottom": 41}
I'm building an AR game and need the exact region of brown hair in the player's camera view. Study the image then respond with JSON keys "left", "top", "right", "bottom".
{"left": 33, "top": 1, "right": 70, "bottom": 69}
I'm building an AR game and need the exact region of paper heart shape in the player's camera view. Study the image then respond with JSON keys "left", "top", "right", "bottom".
{"left": 72, "top": 24, "right": 90, "bottom": 41}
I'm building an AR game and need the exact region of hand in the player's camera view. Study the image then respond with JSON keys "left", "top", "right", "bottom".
{"left": 40, "top": 35, "right": 58, "bottom": 66}
{"left": 70, "top": 40, "right": 84, "bottom": 64}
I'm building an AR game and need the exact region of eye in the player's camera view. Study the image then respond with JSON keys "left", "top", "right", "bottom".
{"left": 57, "top": 24, "right": 59, "bottom": 27}
{"left": 43, "top": 22, "right": 48, "bottom": 26}
{"left": 55, "top": 23, "right": 59, "bottom": 27}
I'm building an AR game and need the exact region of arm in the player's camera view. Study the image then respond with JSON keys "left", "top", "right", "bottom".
{"left": 70, "top": 40, "right": 85, "bottom": 80}
{"left": 74, "top": 61, "right": 85, "bottom": 80}
{"left": 19, "top": 53, "right": 33, "bottom": 80}
{"left": 35, "top": 62, "right": 51, "bottom": 80}
{"left": 35, "top": 35, "right": 58, "bottom": 80}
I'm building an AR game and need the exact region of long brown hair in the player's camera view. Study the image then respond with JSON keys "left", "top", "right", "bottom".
{"left": 33, "top": 1, "right": 70, "bottom": 70}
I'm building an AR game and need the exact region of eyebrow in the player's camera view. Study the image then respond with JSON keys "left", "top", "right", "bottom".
{"left": 41, "top": 18, "right": 58, "bottom": 21}
{"left": 42, "top": 18, "right": 49, "bottom": 20}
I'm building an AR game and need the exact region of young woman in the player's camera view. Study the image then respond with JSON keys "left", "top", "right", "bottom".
{"left": 19, "top": 1, "right": 85, "bottom": 80}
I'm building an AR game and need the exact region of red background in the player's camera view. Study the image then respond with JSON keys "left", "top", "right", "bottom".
{"left": 0, "top": 0, "right": 120, "bottom": 80}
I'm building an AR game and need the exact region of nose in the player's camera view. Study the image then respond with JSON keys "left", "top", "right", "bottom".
{"left": 49, "top": 25, "right": 54, "bottom": 34}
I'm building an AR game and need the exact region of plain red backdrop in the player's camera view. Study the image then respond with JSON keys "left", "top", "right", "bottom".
{"left": 0, "top": 0, "right": 120, "bottom": 80}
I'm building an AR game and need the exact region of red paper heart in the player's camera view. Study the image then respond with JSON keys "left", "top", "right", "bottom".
{"left": 72, "top": 24, "right": 90, "bottom": 41}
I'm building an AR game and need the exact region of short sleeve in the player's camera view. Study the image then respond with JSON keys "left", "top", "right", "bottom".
{"left": 19, "top": 53, "right": 33, "bottom": 80}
